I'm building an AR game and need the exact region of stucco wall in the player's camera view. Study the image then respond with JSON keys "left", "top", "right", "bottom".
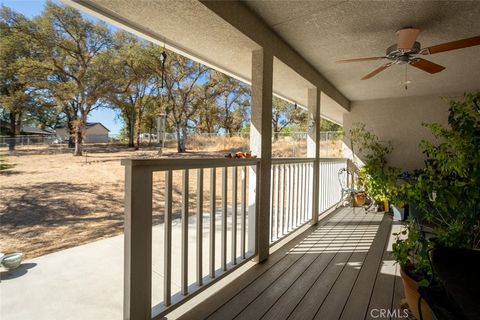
{"left": 342, "top": 94, "right": 456, "bottom": 171}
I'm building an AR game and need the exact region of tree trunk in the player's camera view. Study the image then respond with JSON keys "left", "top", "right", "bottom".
{"left": 73, "top": 121, "right": 84, "bottom": 156}
{"left": 8, "top": 112, "right": 17, "bottom": 151}
{"left": 66, "top": 114, "right": 75, "bottom": 148}
{"left": 176, "top": 125, "right": 186, "bottom": 153}
{"left": 128, "top": 108, "right": 135, "bottom": 148}
{"left": 135, "top": 129, "right": 140, "bottom": 150}
{"left": 134, "top": 106, "right": 143, "bottom": 151}
{"left": 273, "top": 131, "right": 279, "bottom": 141}
{"left": 125, "top": 118, "right": 134, "bottom": 148}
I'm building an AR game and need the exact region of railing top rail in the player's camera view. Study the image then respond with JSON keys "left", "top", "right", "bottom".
{"left": 121, "top": 157, "right": 260, "bottom": 171}
{"left": 121, "top": 157, "right": 348, "bottom": 171}
{"left": 319, "top": 157, "right": 349, "bottom": 163}
{"left": 271, "top": 157, "right": 348, "bottom": 164}
{"left": 272, "top": 158, "right": 315, "bottom": 164}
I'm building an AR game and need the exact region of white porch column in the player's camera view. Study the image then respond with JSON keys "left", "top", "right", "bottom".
{"left": 307, "top": 88, "right": 321, "bottom": 225}
{"left": 248, "top": 49, "right": 273, "bottom": 262}
{"left": 123, "top": 164, "right": 153, "bottom": 319}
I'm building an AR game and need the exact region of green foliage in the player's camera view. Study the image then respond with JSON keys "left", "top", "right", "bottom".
{"left": 0, "top": 6, "right": 41, "bottom": 148}
{"left": 392, "top": 219, "right": 432, "bottom": 284}
{"left": 348, "top": 123, "right": 400, "bottom": 202}
{"left": 413, "top": 92, "right": 480, "bottom": 249}
{"left": 320, "top": 118, "right": 341, "bottom": 132}
{"left": 1, "top": 2, "right": 334, "bottom": 154}
{"left": 272, "top": 97, "right": 307, "bottom": 139}
{"left": 392, "top": 92, "right": 480, "bottom": 281}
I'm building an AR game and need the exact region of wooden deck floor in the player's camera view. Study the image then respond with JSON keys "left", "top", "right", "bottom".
{"left": 179, "top": 207, "right": 405, "bottom": 320}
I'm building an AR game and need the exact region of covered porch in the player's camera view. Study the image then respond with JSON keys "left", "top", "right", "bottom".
{"left": 61, "top": 1, "right": 479, "bottom": 319}
{"left": 178, "top": 207, "right": 403, "bottom": 320}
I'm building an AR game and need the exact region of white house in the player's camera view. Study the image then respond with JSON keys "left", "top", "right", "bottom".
{"left": 55, "top": 122, "right": 110, "bottom": 144}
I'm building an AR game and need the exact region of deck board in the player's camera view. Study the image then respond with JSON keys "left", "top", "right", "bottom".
{"left": 179, "top": 208, "right": 402, "bottom": 320}
{"left": 207, "top": 210, "right": 350, "bottom": 320}
{"left": 339, "top": 215, "right": 392, "bottom": 320}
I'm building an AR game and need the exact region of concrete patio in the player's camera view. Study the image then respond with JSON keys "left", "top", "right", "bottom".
{"left": 0, "top": 211, "right": 243, "bottom": 320}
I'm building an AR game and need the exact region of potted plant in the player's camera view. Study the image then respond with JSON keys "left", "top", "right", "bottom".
{"left": 389, "top": 175, "right": 413, "bottom": 221}
{"left": 353, "top": 191, "right": 366, "bottom": 206}
{"left": 392, "top": 221, "right": 433, "bottom": 320}
{"left": 348, "top": 123, "right": 399, "bottom": 211}
{"left": 392, "top": 92, "right": 480, "bottom": 319}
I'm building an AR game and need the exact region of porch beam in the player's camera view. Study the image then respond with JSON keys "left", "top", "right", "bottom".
{"left": 307, "top": 88, "right": 321, "bottom": 225}
{"left": 249, "top": 49, "right": 273, "bottom": 262}
{"left": 199, "top": 0, "right": 350, "bottom": 111}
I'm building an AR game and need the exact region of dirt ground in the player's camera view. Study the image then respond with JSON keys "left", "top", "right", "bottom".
{"left": 0, "top": 139, "right": 342, "bottom": 259}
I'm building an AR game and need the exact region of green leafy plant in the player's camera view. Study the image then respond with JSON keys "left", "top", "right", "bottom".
{"left": 348, "top": 123, "right": 400, "bottom": 202}
{"left": 392, "top": 219, "right": 432, "bottom": 286}
{"left": 413, "top": 92, "right": 480, "bottom": 249}
{"left": 392, "top": 92, "right": 480, "bottom": 282}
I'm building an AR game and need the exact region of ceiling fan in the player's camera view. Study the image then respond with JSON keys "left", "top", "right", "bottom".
{"left": 337, "top": 27, "right": 480, "bottom": 80}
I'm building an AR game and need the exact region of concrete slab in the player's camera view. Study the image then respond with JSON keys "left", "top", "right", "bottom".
{"left": 0, "top": 210, "right": 247, "bottom": 320}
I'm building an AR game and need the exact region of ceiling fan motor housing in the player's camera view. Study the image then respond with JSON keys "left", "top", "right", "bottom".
{"left": 386, "top": 41, "right": 421, "bottom": 63}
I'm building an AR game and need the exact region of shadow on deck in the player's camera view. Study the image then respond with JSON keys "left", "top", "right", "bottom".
{"left": 178, "top": 207, "right": 405, "bottom": 320}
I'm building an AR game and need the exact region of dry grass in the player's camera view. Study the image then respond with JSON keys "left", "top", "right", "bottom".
{"left": 0, "top": 138, "right": 342, "bottom": 259}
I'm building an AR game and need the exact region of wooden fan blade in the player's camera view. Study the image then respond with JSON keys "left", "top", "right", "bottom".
{"left": 361, "top": 64, "right": 392, "bottom": 80}
{"left": 410, "top": 58, "right": 445, "bottom": 74}
{"left": 336, "top": 57, "right": 386, "bottom": 63}
{"left": 397, "top": 28, "right": 420, "bottom": 49}
{"left": 421, "top": 36, "right": 480, "bottom": 55}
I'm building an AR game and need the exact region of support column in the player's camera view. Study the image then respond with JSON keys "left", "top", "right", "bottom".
{"left": 248, "top": 49, "right": 273, "bottom": 263}
{"left": 124, "top": 164, "right": 153, "bottom": 319}
{"left": 307, "top": 88, "right": 321, "bottom": 225}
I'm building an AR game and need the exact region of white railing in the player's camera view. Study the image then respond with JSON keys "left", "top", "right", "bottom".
{"left": 122, "top": 158, "right": 260, "bottom": 319}
{"left": 270, "top": 158, "right": 314, "bottom": 243}
{"left": 122, "top": 156, "right": 351, "bottom": 318}
{"left": 319, "top": 158, "right": 349, "bottom": 213}
{"left": 269, "top": 158, "right": 349, "bottom": 243}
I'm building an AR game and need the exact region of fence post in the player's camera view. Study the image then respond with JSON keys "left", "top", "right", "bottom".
{"left": 123, "top": 161, "right": 153, "bottom": 319}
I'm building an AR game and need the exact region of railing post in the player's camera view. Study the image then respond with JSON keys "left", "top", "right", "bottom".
{"left": 307, "top": 88, "right": 321, "bottom": 225}
{"left": 123, "top": 163, "right": 152, "bottom": 320}
{"left": 249, "top": 49, "right": 273, "bottom": 262}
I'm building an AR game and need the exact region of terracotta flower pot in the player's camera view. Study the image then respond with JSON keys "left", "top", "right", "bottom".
{"left": 354, "top": 192, "right": 366, "bottom": 206}
{"left": 400, "top": 268, "right": 432, "bottom": 320}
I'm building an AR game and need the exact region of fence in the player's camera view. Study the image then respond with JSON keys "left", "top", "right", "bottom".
{"left": 162, "top": 131, "right": 343, "bottom": 158}
{"left": 0, "top": 135, "right": 58, "bottom": 148}
{"left": 0, "top": 132, "right": 344, "bottom": 158}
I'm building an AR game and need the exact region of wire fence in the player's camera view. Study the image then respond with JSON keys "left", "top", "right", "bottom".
{"left": 0, "top": 131, "right": 344, "bottom": 157}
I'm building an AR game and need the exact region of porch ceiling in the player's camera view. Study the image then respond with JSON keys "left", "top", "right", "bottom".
{"left": 243, "top": 0, "right": 480, "bottom": 101}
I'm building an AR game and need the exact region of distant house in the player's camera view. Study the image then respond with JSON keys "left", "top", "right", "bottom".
{"left": 21, "top": 126, "right": 56, "bottom": 136}
{"left": 55, "top": 122, "right": 110, "bottom": 143}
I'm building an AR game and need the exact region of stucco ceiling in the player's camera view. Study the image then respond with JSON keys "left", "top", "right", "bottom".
{"left": 243, "top": 0, "right": 480, "bottom": 101}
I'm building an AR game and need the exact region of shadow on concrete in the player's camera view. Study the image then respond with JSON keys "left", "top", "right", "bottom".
{"left": 1, "top": 263, "right": 37, "bottom": 280}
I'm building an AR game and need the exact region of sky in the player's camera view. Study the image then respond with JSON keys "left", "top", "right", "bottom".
{"left": 2, "top": 0, "right": 123, "bottom": 134}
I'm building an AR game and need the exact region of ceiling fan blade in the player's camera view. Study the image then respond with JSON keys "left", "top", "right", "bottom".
{"left": 410, "top": 58, "right": 445, "bottom": 74}
{"left": 421, "top": 36, "right": 480, "bottom": 55}
{"left": 361, "top": 64, "right": 392, "bottom": 80}
{"left": 397, "top": 27, "right": 420, "bottom": 49}
{"left": 336, "top": 57, "right": 386, "bottom": 63}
